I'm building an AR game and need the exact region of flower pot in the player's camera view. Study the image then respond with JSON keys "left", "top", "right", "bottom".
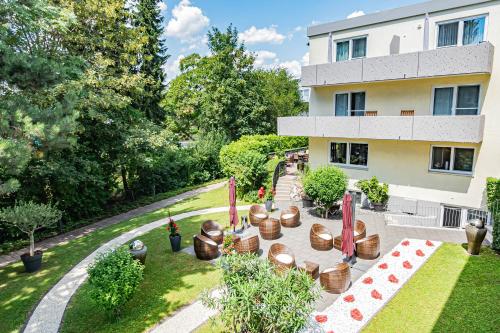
{"left": 265, "top": 199, "right": 273, "bottom": 212}
{"left": 465, "top": 224, "right": 487, "bottom": 255}
{"left": 372, "top": 203, "right": 385, "bottom": 212}
{"left": 302, "top": 197, "right": 313, "bottom": 208}
{"left": 130, "top": 246, "right": 148, "bottom": 265}
{"left": 361, "top": 193, "right": 370, "bottom": 209}
{"left": 169, "top": 235, "right": 182, "bottom": 252}
{"left": 21, "top": 250, "right": 43, "bottom": 273}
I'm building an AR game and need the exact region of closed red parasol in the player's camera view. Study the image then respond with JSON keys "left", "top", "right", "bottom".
{"left": 229, "top": 177, "right": 239, "bottom": 231}
{"left": 341, "top": 193, "right": 354, "bottom": 257}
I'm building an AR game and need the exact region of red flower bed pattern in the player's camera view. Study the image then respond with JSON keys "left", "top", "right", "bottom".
{"left": 392, "top": 251, "right": 400, "bottom": 257}
{"left": 343, "top": 294, "right": 355, "bottom": 302}
{"left": 416, "top": 249, "right": 425, "bottom": 257}
{"left": 362, "top": 277, "right": 373, "bottom": 284}
{"left": 378, "top": 263, "right": 388, "bottom": 269}
{"left": 401, "top": 240, "right": 410, "bottom": 246}
{"left": 403, "top": 260, "right": 413, "bottom": 269}
{"left": 351, "top": 308, "right": 363, "bottom": 321}
{"left": 426, "top": 240, "right": 434, "bottom": 247}
{"left": 388, "top": 274, "right": 399, "bottom": 283}
{"left": 371, "top": 289, "right": 383, "bottom": 300}
{"left": 315, "top": 315, "right": 328, "bottom": 323}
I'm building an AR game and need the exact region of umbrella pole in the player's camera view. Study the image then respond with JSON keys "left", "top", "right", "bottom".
{"left": 349, "top": 191, "right": 357, "bottom": 265}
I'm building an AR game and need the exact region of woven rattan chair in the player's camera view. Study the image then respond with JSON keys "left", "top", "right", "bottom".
{"left": 280, "top": 206, "right": 300, "bottom": 228}
{"left": 310, "top": 224, "right": 333, "bottom": 251}
{"left": 259, "top": 218, "right": 281, "bottom": 240}
{"left": 268, "top": 243, "right": 296, "bottom": 271}
{"left": 356, "top": 234, "right": 380, "bottom": 260}
{"left": 320, "top": 263, "right": 351, "bottom": 294}
{"left": 193, "top": 234, "right": 219, "bottom": 260}
{"left": 249, "top": 205, "right": 268, "bottom": 227}
{"left": 201, "top": 220, "right": 224, "bottom": 245}
{"left": 234, "top": 235, "right": 260, "bottom": 254}
{"left": 333, "top": 220, "right": 367, "bottom": 250}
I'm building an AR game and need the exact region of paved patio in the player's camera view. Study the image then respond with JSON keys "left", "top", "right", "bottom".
{"left": 230, "top": 200, "right": 467, "bottom": 311}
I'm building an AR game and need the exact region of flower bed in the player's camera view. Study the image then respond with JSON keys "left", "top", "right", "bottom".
{"left": 312, "top": 238, "right": 442, "bottom": 333}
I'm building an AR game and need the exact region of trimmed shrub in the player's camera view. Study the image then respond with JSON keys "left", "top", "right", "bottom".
{"left": 303, "top": 166, "right": 347, "bottom": 218}
{"left": 87, "top": 247, "right": 144, "bottom": 315}
{"left": 486, "top": 177, "right": 500, "bottom": 251}
{"left": 202, "top": 253, "right": 320, "bottom": 333}
{"left": 356, "top": 176, "right": 389, "bottom": 205}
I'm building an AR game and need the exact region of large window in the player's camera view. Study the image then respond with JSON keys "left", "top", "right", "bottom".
{"left": 335, "top": 92, "right": 366, "bottom": 116}
{"left": 330, "top": 142, "right": 368, "bottom": 167}
{"left": 437, "top": 16, "right": 486, "bottom": 47}
{"left": 335, "top": 36, "right": 367, "bottom": 61}
{"left": 430, "top": 146, "right": 474, "bottom": 174}
{"left": 432, "top": 85, "right": 480, "bottom": 116}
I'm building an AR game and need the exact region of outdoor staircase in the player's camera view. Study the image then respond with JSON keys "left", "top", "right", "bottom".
{"left": 274, "top": 164, "right": 298, "bottom": 203}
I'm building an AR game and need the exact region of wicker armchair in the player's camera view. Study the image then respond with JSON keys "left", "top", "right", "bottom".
{"left": 333, "top": 220, "right": 367, "bottom": 250}
{"left": 201, "top": 220, "right": 224, "bottom": 245}
{"left": 280, "top": 206, "right": 300, "bottom": 228}
{"left": 234, "top": 235, "right": 260, "bottom": 254}
{"left": 249, "top": 205, "right": 268, "bottom": 227}
{"left": 259, "top": 218, "right": 281, "bottom": 240}
{"left": 310, "top": 224, "right": 333, "bottom": 251}
{"left": 356, "top": 234, "right": 380, "bottom": 260}
{"left": 320, "top": 263, "right": 351, "bottom": 294}
{"left": 268, "top": 243, "right": 296, "bottom": 271}
{"left": 193, "top": 234, "right": 219, "bottom": 260}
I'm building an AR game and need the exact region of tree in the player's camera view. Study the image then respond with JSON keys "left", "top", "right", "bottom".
{"left": 134, "top": 0, "right": 169, "bottom": 123}
{"left": 304, "top": 166, "right": 348, "bottom": 218}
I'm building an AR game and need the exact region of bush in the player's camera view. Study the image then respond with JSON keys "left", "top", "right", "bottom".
{"left": 202, "top": 253, "right": 320, "bottom": 333}
{"left": 303, "top": 166, "right": 347, "bottom": 218}
{"left": 356, "top": 176, "right": 389, "bottom": 205}
{"left": 486, "top": 177, "right": 500, "bottom": 251}
{"left": 87, "top": 247, "right": 144, "bottom": 315}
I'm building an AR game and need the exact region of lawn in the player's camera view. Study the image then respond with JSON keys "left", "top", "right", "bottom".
{"left": 0, "top": 183, "right": 249, "bottom": 333}
{"left": 364, "top": 243, "right": 500, "bottom": 333}
{"left": 60, "top": 211, "right": 247, "bottom": 333}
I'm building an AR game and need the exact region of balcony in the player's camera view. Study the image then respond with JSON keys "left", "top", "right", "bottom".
{"left": 301, "top": 42, "right": 494, "bottom": 87}
{"left": 277, "top": 115, "right": 485, "bottom": 143}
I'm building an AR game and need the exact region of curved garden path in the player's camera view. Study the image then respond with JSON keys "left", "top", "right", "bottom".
{"left": 23, "top": 205, "right": 251, "bottom": 333}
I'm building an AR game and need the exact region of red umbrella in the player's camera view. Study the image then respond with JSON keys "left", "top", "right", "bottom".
{"left": 341, "top": 193, "right": 354, "bottom": 257}
{"left": 229, "top": 177, "right": 239, "bottom": 231}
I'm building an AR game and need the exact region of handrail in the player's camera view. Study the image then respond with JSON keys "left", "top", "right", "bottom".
{"left": 272, "top": 160, "right": 286, "bottom": 189}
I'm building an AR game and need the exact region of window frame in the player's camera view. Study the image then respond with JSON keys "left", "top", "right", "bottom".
{"left": 435, "top": 14, "right": 488, "bottom": 49}
{"left": 329, "top": 141, "right": 369, "bottom": 169}
{"left": 430, "top": 84, "right": 481, "bottom": 116}
{"left": 333, "top": 90, "right": 366, "bottom": 116}
{"left": 428, "top": 145, "right": 475, "bottom": 175}
{"left": 334, "top": 35, "right": 368, "bottom": 62}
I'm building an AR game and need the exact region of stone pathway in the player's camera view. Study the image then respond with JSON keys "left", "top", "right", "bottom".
{"left": 23, "top": 204, "right": 251, "bottom": 333}
{"left": 0, "top": 182, "right": 226, "bottom": 268}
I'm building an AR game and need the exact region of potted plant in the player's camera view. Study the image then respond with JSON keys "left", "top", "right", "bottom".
{"left": 264, "top": 188, "right": 275, "bottom": 212}
{"left": 356, "top": 177, "right": 389, "bottom": 211}
{"left": 303, "top": 166, "right": 347, "bottom": 218}
{"left": 0, "top": 201, "right": 62, "bottom": 273}
{"left": 167, "top": 214, "right": 181, "bottom": 252}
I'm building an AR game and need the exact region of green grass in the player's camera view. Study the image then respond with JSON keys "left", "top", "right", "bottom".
{"left": 364, "top": 244, "right": 500, "bottom": 333}
{"left": 195, "top": 317, "right": 226, "bottom": 333}
{"left": 0, "top": 184, "right": 250, "bottom": 333}
{"left": 60, "top": 211, "right": 248, "bottom": 333}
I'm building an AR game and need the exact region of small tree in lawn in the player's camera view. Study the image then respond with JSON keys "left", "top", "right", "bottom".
{"left": 303, "top": 166, "right": 347, "bottom": 218}
{"left": 0, "top": 201, "right": 62, "bottom": 257}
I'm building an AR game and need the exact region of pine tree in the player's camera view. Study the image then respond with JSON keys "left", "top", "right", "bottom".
{"left": 135, "top": 0, "right": 169, "bottom": 123}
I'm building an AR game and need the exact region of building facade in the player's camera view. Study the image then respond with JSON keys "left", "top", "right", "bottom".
{"left": 278, "top": 0, "right": 500, "bottom": 228}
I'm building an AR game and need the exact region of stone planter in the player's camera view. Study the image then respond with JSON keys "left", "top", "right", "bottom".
{"left": 361, "top": 193, "right": 370, "bottom": 209}
{"left": 302, "top": 198, "right": 314, "bottom": 208}
{"left": 169, "top": 235, "right": 182, "bottom": 252}
{"left": 465, "top": 223, "right": 487, "bottom": 255}
{"left": 265, "top": 199, "right": 273, "bottom": 212}
{"left": 21, "top": 250, "right": 43, "bottom": 273}
{"left": 372, "top": 203, "right": 385, "bottom": 212}
{"left": 130, "top": 246, "right": 148, "bottom": 265}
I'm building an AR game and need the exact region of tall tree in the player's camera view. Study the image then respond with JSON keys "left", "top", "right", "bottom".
{"left": 135, "top": 0, "right": 169, "bottom": 123}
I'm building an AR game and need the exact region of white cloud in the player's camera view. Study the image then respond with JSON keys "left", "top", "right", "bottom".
{"left": 301, "top": 52, "right": 309, "bottom": 66}
{"left": 239, "top": 25, "right": 286, "bottom": 45}
{"left": 165, "top": 0, "right": 209, "bottom": 40}
{"left": 164, "top": 54, "right": 185, "bottom": 81}
{"left": 253, "top": 50, "right": 278, "bottom": 67}
{"left": 294, "top": 26, "right": 304, "bottom": 32}
{"left": 158, "top": 1, "right": 167, "bottom": 11}
{"left": 277, "top": 60, "right": 301, "bottom": 78}
{"left": 347, "top": 10, "right": 365, "bottom": 19}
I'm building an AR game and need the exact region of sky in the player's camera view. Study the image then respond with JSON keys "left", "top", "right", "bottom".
{"left": 160, "top": 0, "right": 425, "bottom": 81}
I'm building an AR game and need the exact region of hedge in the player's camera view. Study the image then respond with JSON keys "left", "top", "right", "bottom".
{"left": 486, "top": 177, "right": 500, "bottom": 251}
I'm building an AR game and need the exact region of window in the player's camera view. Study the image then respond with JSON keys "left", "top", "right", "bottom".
{"left": 330, "top": 142, "right": 368, "bottom": 167}
{"left": 432, "top": 85, "right": 480, "bottom": 116}
{"left": 437, "top": 16, "right": 486, "bottom": 48}
{"left": 335, "top": 92, "right": 366, "bottom": 116}
{"left": 430, "top": 146, "right": 474, "bottom": 174}
{"left": 442, "top": 206, "right": 462, "bottom": 228}
{"left": 335, "top": 36, "right": 367, "bottom": 61}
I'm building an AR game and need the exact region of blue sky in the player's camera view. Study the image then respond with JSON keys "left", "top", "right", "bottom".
{"left": 160, "top": 0, "right": 424, "bottom": 80}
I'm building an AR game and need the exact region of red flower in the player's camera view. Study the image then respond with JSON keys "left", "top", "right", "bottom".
{"left": 258, "top": 187, "right": 265, "bottom": 199}
{"left": 362, "top": 277, "right": 373, "bottom": 284}
{"left": 343, "top": 294, "right": 355, "bottom": 302}
{"left": 388, "top": 274, "right": 399, "bottom": 283}
{"left": 315, "top": 315, "right": 328, "bottom": 323}
{"left": 392, "top": 251, "right": 400, "bottom": 257}
{"left": 403, "top": 260, "right": 413, "bottom": 269}
{"left": 371, "top": 289, "right": 383, "bottom": 300}
{"left": 426, "top": 240, "right": 434, "bottom": 247}
{"left": 378, "top": 263, "right": 388, "bottom": 270}
{"left": 416, "top": 249, "right": 425, "bottom": 257}
{"left": 401, "top": 240, "right": 410, "bottom": 246}
{"left": 351, "top": 308, "right": 363, "bottom": 321}
{"left": 326, "top": 331, "right": 334, "bottom": 333}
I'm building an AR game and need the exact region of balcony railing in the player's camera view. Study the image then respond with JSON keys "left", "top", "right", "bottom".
{"left": 301, "top": 42, "right": 494, "bottom": 87}
{"left": 277, "top": 115, "right": 485, "bottom": 143}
